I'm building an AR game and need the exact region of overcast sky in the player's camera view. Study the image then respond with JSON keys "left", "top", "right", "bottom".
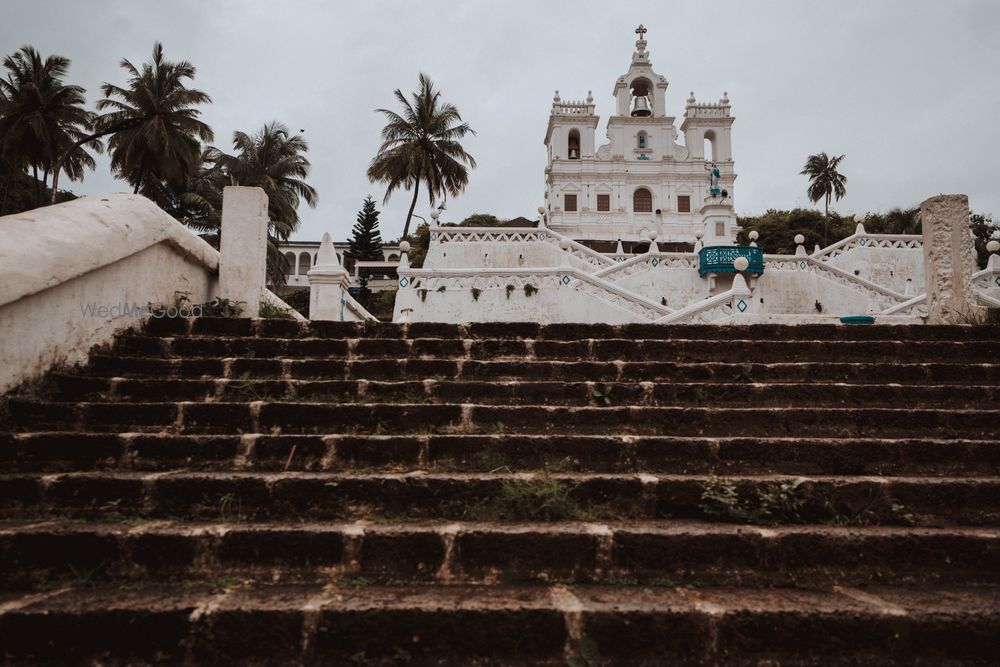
{"left": 4, "top": 0, "right": 999, "bottom": 241}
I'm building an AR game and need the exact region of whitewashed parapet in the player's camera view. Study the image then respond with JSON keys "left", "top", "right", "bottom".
{"left": 657, "top": 274, "right": 752, "bottom": 324}
{"left": 764, "top": 254, "right": 910, "bottom": 310}
{"left": 812, "top": 231, "right": 923, "bottom": 263}
{"left": 594, "top": 252, "right": 699, "bottom": 282}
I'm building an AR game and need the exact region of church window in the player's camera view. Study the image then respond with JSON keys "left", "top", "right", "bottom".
{"left": 565, "top": 194, "right": 578, "bottom": 212}
{"left": 597, "top": 194, "right": 610, "bottom": 212}
{"left": 633, "top": 188, "right": 652, "bottom": 213}
{"left": 298, "top": 252, "right": 312, "bottom": 275}
{"left": 637, "top": 132, "right": 647, "bottom": 149}
{"left": 677, "top": 196, "right": 691, "bottom": 213}
{"left": 284, "top": 252, "right": 296, "bottom": 275}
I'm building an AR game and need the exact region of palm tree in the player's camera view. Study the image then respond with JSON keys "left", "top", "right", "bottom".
{"left": 800, "top": 152, "right": 847, "bottom": 246}
{"left": 368, "top": 73, "right": 476, "bottom": 239}
{"left": 96, "top": 42, "right": 212, "bottom": 194}
{"left": 209, "top": 122, "right": 318, "bottom": 285}
{"left": 0, "top": 46, "right": 99, "bottom": 207}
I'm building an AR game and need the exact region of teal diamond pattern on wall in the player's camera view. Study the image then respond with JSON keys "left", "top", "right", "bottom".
{"left": 399, "top": 277, "right": 409, "bottom": 288}
{"left": 737, "top": 299, "right": 748, "bottom": 312}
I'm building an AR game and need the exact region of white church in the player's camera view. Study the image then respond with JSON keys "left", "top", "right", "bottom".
{"left": 379, "top": 26, "right": 993, "bottom": 325}
{"left": 543, "top": 24, "right": 738, "bottom": 251}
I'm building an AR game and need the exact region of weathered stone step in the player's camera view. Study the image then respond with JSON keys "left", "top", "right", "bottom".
{"left": 81, "top": 354, "right": 1000, "bottom": 384}
{"left": 144, "top": 316, "right": 1000, "bottom": 342}
{"left": 1, "top": 583, "right": 996, "bottom": 665}
{"left": 5, "top": 432, "right": 997, "bottom": 476}
{"left": 4, "top": 401, "right": 998, "bottom": 439}
{"left": 2, "top": 472, "right": 998, "bottom": 525}
{"left": 2, "top": 521, "right": 996, "bottom": 590}
{"left": 111, "top": 334, "right": 1000, "bottom": 363}
{"left": 44, "top": 374, "right": 1000, "bottom": 408}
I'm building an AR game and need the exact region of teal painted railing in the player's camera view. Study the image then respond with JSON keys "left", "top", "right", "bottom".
{"left": 698, "top": 245, "right": 765, "bottom": 277}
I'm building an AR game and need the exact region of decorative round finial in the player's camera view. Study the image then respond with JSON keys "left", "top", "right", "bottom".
{"left": 430, "top": 210, "right": 440, "bottom": 220}
{"left": 988, "top": 240, "right": 1000, "bottom": 253}
{"left": 695, "top": 230, "right": 704, "bottom": 240}
{"left": 399, "top": 241, "right": 411, "bottom": 253}
{"left": 553, "top": 90, "right": 560, "bottom": 102}
{"left": 687, "top": 91, "right": 696, "bottom": 104}
{"left": 648, "top": 230, "right": 658, "bottom": 241}
{"left": 854, "top": 213, "right": 865, "bottom": 224}
{"left": 794, "top": 234, "right": 805, "bottom": 245}
{"left": 586, "top": 90, "right": 593, "bottom": 103}
{"left": 748, "top": 230, "right": 759, "bottom": 241}
{"left": 721, "top": 91, "right": 730, "bottom": 104}
{"left": 559, "top": 238, "right": 571, "bottom": 250}
{"left": 733, "top": 256, "right": 750, "bottom": 272}
{"left": 537, "top": 206, "right": 546, "bottom": 215}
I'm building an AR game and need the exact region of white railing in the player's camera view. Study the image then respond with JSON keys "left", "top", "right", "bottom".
{"left": 593, "top": 252, "right": 699, "bottom": 282}
{"left": 399, "top": 265, "right": 671, "bottom": 321}
{"left": 765, "top": 254, "right": 911, "bottom": 311}
{"left": 429, "top": 226, "right": 615, "bottom": 272}
{"left": 812, "top": 230, "right": 922, "bottom": 263}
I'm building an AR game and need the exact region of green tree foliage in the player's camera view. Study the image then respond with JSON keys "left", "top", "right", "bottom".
{"left": 459, "top": 213, "right": 500, "bottom": 227}
{"left": 800, "top": 152, "right": 848, "bottom": 245}
{"left": 348, "top": 195, "right": 384, "bottom": 294}
{"left": 97, "top": 42, "right": 212, "bottom": 194}
{"left": 971, "top": 212, "right": 1000, "bottom": 269}
{"left": 368, "top": 73, "right": 476, "bottom": 239}
{"left": 0, "top": 46, "right": 99, "bottom": 210}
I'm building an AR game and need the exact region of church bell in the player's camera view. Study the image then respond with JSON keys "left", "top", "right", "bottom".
{"left": 631, "top": 95, "right": 651, "bottom": 117}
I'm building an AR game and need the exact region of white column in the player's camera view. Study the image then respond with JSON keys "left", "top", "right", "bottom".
{"left": 921, "top": 194, "right": 979, "bottom": 323}
{"left": 219, "top": 186, "right": 268, "bottom": 317}
{"left": 308, "top": 233, "right": 353, "bottom": 321}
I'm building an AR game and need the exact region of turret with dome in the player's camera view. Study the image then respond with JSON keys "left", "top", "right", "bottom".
{"left": 543, "top": 25, "right": 738, "bottom": 251}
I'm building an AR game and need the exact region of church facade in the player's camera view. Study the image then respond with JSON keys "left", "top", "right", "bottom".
{"left": 543, "top": 25, "right": 739, "bottom": 250}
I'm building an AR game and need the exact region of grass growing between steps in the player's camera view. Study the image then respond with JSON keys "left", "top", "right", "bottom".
{"left": 700, "top": 477, "right": 916, "bottom": 526}
{"left": 444, "top": 476, "right": 608, "bottom": 521}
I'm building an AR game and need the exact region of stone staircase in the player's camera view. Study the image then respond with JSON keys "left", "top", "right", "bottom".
{"left": 1, "top": 318, "right": 998, "bottom": 665}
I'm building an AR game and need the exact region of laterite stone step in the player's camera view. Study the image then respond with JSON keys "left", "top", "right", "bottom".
{"left": 5, "top": 401, "right": 999, "bottom": 438}
{"left": 0, "top": 583, "right": 997, "bottom": 665}
{"left": 43, "top": 374, "right": 1000, "bottom": 409}
{"left": 80, "top": 354, "right": 1000, "bottom": 384}
{"left": 1, "top": 521, "right": 996, "bottom": 590}
{"left": 111, "top": 334, "right": 1000, "bottom": 363}
{"left": 3, "top": 433, "right": 998, "bottom": 476}
{"left": 2, "top": 472, "right": 998, "bottom": 525}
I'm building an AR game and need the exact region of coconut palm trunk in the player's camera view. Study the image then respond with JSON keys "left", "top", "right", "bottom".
{"left": 403, "top": 179, "right": 420, "bottom": 239}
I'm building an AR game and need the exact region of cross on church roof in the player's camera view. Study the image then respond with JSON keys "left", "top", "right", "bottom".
{"left": 635, "top": 24, "right": 647, "bottom": 38}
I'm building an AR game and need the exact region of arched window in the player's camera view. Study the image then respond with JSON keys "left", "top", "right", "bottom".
{"left": 704, "top": 130, "right": 716, "bottom": 162}
{"left": 633, "top": 188, "right": 652, "bottom": 213}
{"left": 637, "top": 131, "right": 648, "bottom": 149}
{"left": 297, "top": 252, "right": 312, "bottom": 275}
{"left": 284, "top": 252, "right": 296, "bottom": 275}
{"left": 567, "top": 129, "right": 580, "bottom": 159}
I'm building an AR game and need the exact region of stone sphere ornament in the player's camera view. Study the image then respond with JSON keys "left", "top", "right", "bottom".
{"left": 748, "top": 231, "right": 759, "bottom": 241}
{"left": 695, "top": 230, "right": 704, "bottom": 240}
{"left": 538, "top": 206, "right": 546, "bottom": 215}
{"left": 559, "top": 238, "right": 571, "bottom": 250}
{"left": 399, "top": 241, "right": 411, "bottom": 253}
{"left": 733, "top": 256, "right": 750, "bottom": 272}
{"left": 794, "top": 234, "right": 805, "bottom": 245}
{"left": 987, "top": 240, "right": 1000, "bottom": 253}
{"left": 648, "top": 230, "right": 658, "bottom": 241}
{"left": 430, "top": 211, "right": 440, "bottom": 220}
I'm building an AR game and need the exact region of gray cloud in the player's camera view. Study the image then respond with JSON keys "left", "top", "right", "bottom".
{"left": 3, "top": 0, "right": 998, "bottom": 242}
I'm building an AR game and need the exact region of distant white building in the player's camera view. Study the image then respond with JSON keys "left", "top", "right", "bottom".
{"left": 543, "top": 24, "right": 738, "bottom": 250}
{"left": 275, "top": 240, "right": 402, "bottom": 292}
